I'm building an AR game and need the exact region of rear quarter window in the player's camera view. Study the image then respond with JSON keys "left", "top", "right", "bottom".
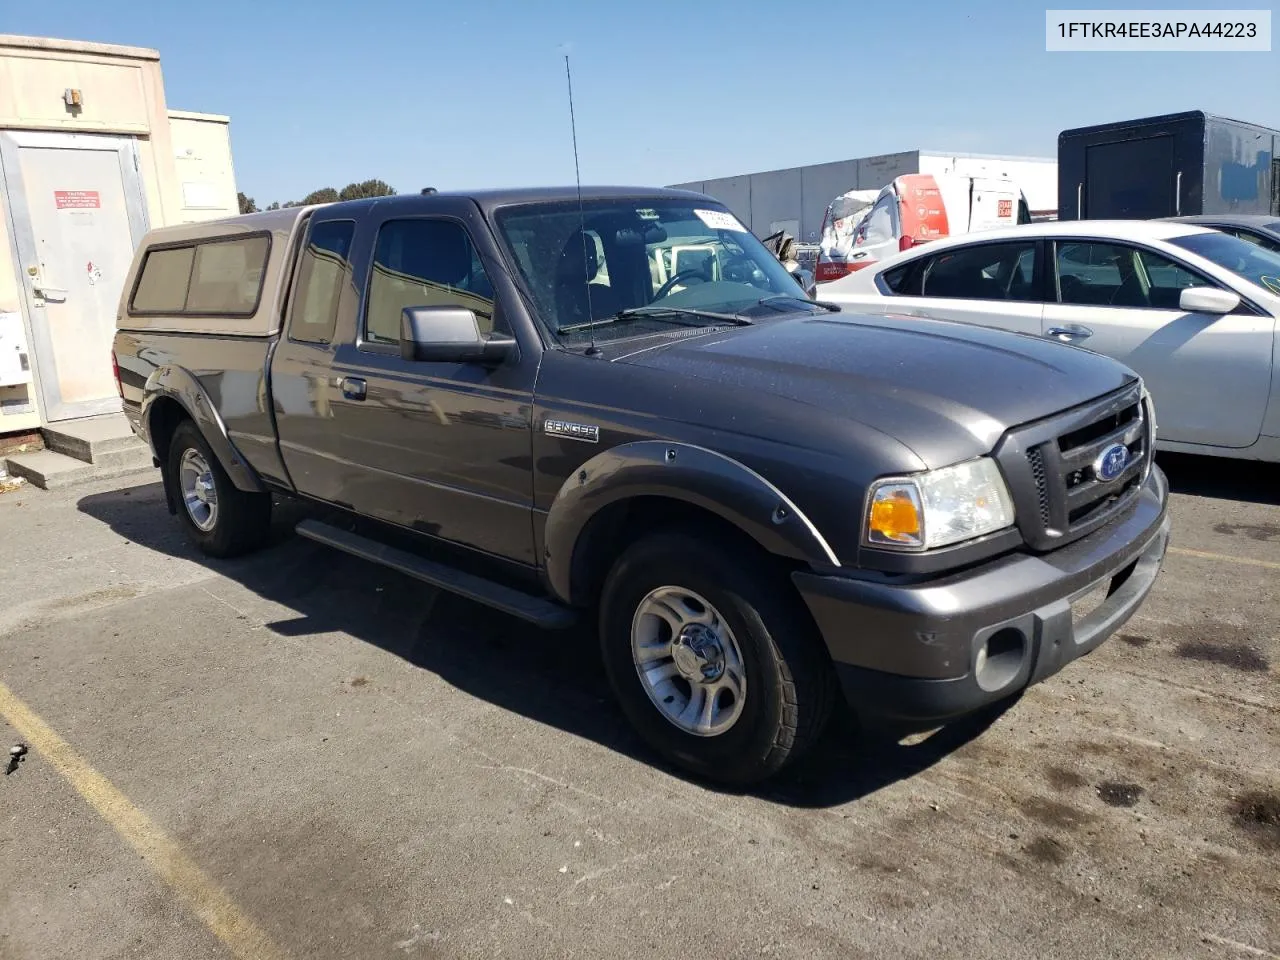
{"left": 879, "top": 261, "right": 921, "bottom": 295}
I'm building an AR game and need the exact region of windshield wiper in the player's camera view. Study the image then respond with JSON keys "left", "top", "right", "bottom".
{"left": 757, "top": 295, "right": 841, "bottom": 313}
{"left": 612, "top": 305, "right": 754, "bottom": 326}
{"left": 557, "top": 305, "right": 754, "bottom": 334}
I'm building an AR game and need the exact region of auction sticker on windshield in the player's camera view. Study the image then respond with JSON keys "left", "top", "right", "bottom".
{"left": 695, "top": 209, "right": 748, "bottom": 232}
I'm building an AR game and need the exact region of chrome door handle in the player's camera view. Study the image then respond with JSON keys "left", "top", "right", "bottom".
{"left": 340, "top": 377, "right": 367, "bottom": 401}
{"left": 1047, "top": 324, "right": 1093, "bottom": 342}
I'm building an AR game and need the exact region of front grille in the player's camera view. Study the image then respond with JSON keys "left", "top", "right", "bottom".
{"left": 999, "top": 383, "right": 1150, "bottom": 552}
{"left": 1026, "top": 447, "right": 1051, "bottom": 527}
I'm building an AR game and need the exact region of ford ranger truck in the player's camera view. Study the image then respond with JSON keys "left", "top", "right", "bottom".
{"left": 112, "top": 188, "right": 1171, "bottom": 785}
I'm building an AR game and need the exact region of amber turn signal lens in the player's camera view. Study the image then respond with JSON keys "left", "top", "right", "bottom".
{"left": 868, "top": 488, "right": 922, "bottom": 544}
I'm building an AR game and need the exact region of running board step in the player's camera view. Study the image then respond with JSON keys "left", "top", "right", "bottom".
{"left": 295, "top": 519, "right": 577, "bottom": 630}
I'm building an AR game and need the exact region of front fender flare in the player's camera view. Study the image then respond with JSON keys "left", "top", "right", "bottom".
{"left": 142, "top": 365, "right": 267, "bottom": 493}
{"left": 543, "top": 440, "right": 840, "bottom": 605}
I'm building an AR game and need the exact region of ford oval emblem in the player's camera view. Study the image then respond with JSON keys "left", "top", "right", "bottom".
{"left": 1094, "top": 443, "right": 1130, "bottom": 482}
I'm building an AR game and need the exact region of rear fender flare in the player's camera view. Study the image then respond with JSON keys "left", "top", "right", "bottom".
{"left": 543, "top": 440, "right": 840, "bottom": 605}
{"left": 142, "top": 365, "right": 267, "bottom": 494}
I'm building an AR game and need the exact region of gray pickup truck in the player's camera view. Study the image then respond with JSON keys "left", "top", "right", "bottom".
{"left": 112, "top": 187, "right": 1171, "bottom": 784}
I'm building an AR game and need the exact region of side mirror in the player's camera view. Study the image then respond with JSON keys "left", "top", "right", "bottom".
{"left": 1179, "top": 286, "right": 1240, "bottom": 315}
{"left": 399, "top": 306, "right": 516, "bottom": 364}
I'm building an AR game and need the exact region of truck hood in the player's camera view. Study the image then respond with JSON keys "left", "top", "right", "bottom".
{"left": 616, "top": 311, "right": 1138, "bottom": 469}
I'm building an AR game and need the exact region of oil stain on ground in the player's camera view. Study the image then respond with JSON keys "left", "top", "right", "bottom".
{"left": 1024, "top": 836, "right": 1068, "bottom": 866}
{"left": 1163, "top": 621, "right": 1271, "bottom": 673}
{"left": 1021, "top": 796, "right": 1095, "bottom": 830}
{"left": 1097, "top": 782, "right": 1144, "bottom": 808}
{"left": 1213, "top": 521, "right": 1280, "bottom": 542}
{"left": 1045, "top": 765, "right": 1088, "bottom": 791}
{"left": 1230, "top": 792, "right": 1280, "bottom": 850}
{"left": 1176, "top": 640, "right": 1269, "bottom": 673}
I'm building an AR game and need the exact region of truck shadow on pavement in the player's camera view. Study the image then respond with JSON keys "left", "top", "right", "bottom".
{"left": 78, "top": 480, "right": 1014, "bottom": 809}
{"left": 1156, "top": 451, "right": 1280, "bottom": 506}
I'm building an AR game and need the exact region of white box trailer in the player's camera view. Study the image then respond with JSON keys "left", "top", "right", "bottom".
{"left": 668, "top": 150, "right": 1058, "bottom": 243}
{"left": 917, "top": 154, "right": 1058, "bottom": 220}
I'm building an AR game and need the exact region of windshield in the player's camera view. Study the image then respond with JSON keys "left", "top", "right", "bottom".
{"left": 494, "top": 198, "right": 812, "bottom": 346}
{"left": 1167, "top": 231, "right": 1280, "bottom": 296}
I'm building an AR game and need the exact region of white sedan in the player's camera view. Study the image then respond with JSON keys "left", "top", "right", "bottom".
{"left": 818, "top": 219, "right": 1280, "bottom": 462}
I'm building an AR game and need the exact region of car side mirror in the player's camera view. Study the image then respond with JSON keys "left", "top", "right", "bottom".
{"left": 1179, "top": 286, "right": 1241, "bottom": 315}
{"left": 400, "top": 306, "right": 516, "bottom": 364}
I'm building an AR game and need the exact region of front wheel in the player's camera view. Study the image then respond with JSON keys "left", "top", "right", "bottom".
{"left": 599, "top": 531, "right": 836, "bottom": 785}
{"left": 166, "top": 420, "right": 272, "bottom": 558}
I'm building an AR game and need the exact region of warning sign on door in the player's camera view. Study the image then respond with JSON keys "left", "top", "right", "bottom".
{"left": 54, "top": 190, "right": 101, "bottom": 209}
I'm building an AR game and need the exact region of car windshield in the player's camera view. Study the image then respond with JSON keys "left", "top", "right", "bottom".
{"left": 1167, "top": 231, "right": 1280, "bottom": 296}
{"left": 493, "top": 198, "right": 814, "bottom": 346}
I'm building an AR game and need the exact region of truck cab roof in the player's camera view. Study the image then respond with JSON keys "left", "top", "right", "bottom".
{"left": 120, "top": 186, "right": 722, "bottom": 339}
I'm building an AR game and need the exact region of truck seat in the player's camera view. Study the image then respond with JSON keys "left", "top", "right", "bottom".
{"left": 554, "top": 230, "right": 618, "bottom": 326}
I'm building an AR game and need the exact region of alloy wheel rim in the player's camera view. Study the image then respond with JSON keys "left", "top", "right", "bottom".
{"left": 630, "top": 586, "right": 747, "bottom": 737}
{"left": 179, "top": 448, "right": 218, "bottom": 532}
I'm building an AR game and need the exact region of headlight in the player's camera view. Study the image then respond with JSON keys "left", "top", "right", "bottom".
{"left": 865, "top": 457, "right": 1016, "bottom": 551}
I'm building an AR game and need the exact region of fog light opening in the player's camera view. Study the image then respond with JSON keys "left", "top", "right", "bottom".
{"left": 975, "top": 627, "right": 1026, "bottom": 692}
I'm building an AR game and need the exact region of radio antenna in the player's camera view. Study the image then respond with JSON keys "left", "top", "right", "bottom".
{"left": 564, "top": 53, "right": 599, "bottom": 356}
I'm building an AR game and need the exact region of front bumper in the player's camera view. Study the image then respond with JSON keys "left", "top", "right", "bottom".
{"left": 793, "top": 466, "right": 1170, "bottom": 724}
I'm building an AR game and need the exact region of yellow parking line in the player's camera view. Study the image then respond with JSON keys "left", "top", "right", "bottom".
{"left": 1169, "top": 546, "right": 1280, "bottom": 571}
{"left": 0, "top": 679, "right": 288, "bottom": 960}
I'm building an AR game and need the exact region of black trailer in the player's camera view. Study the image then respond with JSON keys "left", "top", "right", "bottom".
{"left": 1058, "top": 110, "right": 1279, "bottom": 221}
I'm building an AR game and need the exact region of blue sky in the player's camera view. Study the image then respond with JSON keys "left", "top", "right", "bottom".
{"left": 7, "top": 1, "right": 1277, "bottom": 205}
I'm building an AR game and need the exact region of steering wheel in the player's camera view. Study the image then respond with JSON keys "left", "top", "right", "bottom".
{"left": 653, "top": 269, "right": 707, "bottom": 300}
{"left": 721, "top": 254, "right": 763, "bottom": 285}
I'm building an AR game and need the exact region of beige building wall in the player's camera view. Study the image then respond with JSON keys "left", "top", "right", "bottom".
{"left": 168, "top": 111, "right": 240, "bottom": 223}
{"left": 0, "top": 34, "right": 238, "bottom": 433}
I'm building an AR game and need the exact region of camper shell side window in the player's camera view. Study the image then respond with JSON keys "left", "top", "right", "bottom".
{"left": 128, "top": 233, "right": 272, "bottom": 318}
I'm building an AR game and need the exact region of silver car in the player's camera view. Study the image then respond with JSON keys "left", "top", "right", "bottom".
{"left": 818, "top": 219, "right": 1280, "bottom": 463}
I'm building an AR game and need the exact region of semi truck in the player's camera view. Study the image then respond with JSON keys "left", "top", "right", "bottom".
{"left": 1058, "top": 110, "right": 1280, "bottom": 221}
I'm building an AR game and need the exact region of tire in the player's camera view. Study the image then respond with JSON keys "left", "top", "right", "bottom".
{"left": 599, "top": 530, "right": 836, "bottom": 785}
{"left": 166, "top": 420, "right": 272, "bottom": 558}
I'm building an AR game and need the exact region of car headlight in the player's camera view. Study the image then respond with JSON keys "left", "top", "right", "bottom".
{"left": 865, "top": 457, "right": 1016, "bottom": 551}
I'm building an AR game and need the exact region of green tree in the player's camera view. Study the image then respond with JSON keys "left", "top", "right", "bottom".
{"left": 266, "top": 201, "right": 281, "bottom": 211}
{"left": 237, "top": 192, "right": 257, "bottom": 214}
{"left": 300, "top": 187, "right": 340, "bottom": 205}
{"left": 339, "top": 179, "right": 396, "bottom": 201}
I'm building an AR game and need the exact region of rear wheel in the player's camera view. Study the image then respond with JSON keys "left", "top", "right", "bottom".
{"left": 167, "top": 420, "right": 271, "bottom": 558}
{"left": 599, "top": 531, "right": 835, "bottom": 785}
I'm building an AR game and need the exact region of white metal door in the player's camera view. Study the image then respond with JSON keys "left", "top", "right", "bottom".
{"left": 0, "top": 132, "right": 149, "bottom": 421}
{"left": 1044, "top": 239, "right": 1275, "bottom": 448}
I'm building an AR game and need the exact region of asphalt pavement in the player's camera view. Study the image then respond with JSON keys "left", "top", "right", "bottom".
{"left": 0, "top": 453, "right": 1276, "bottom": 960}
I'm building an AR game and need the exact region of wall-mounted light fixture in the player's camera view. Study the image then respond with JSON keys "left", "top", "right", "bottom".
{"left": 63, "top": 88, "right": 83, "bottom": 108}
